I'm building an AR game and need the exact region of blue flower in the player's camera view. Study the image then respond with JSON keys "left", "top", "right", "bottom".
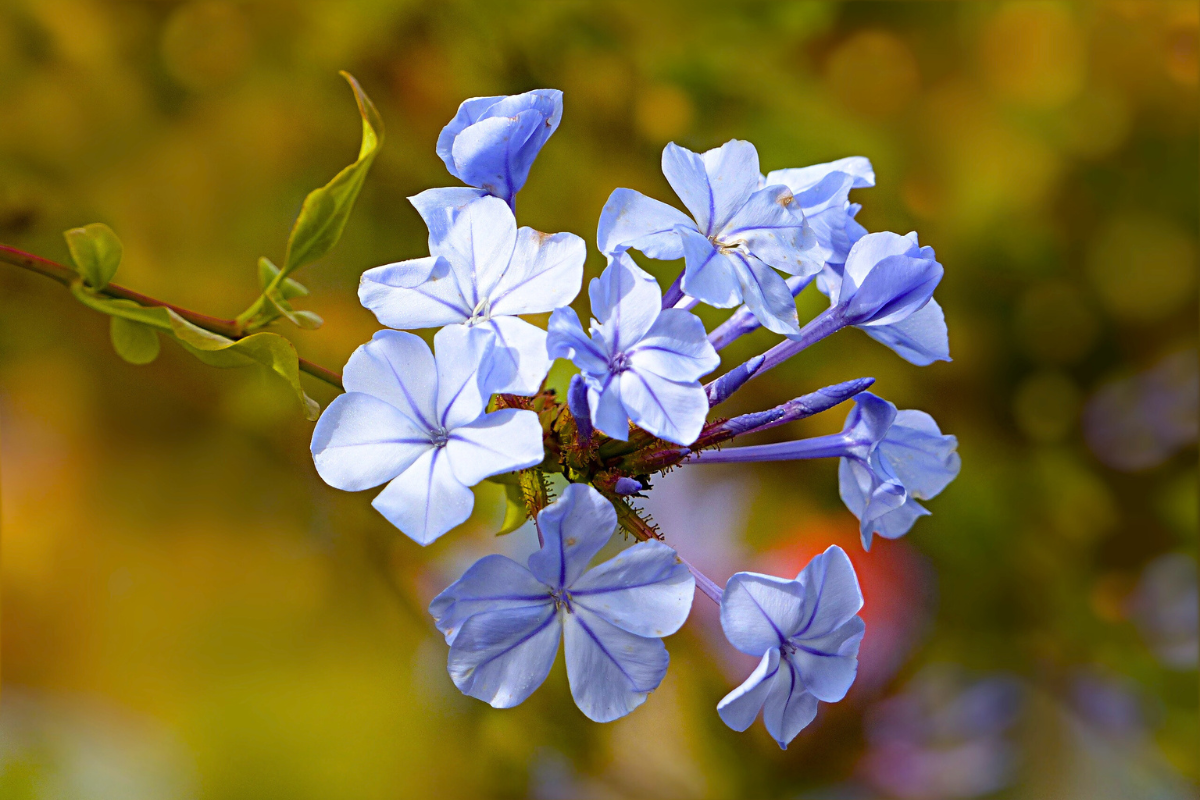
{"left": 436, "top": 90, "right": 563, "bottom": 206}
{"left": 837, "top": 393, "right": 961, "bottom": 549}
{"left": 547, "top": 253, "right": 720, "bottom": 445}
{"left": 429, "top": 483, "right": 695, "bottom": 722}
{"left": 831, "top": 231, "right": 944, "bottom": 329}
{"left": 717, "top": 545, "right": 865, "bottom": 749}
{"left": 763, "top": 155, "right": 875, "bottom": 272}
{"left": 310, "top": 326, "right": 544, "bottom": 545}
{"left": 597, "top": 140, "right": 821, "bottom": 335}
{"left": 359, "top": 196, "right": 585, "bottom": 395}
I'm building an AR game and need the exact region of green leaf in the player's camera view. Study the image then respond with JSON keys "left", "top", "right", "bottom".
{"left": 257, "top": 257, "right": 308, "bottom": 299}
{"left": 71, "top": 283, "right": 321, "bottom": 419}
{"left": 109, "top": 313, "right": 161, "bottom": 364}
{"left": 64, "top": 223, "right": 123, "bottom": 289}
{"left": 267, "top": 293, "right": 323, "bottom": 330}
{"left": 497, "top": 481, "right": 530, "bottom": 535}
{"left": 280, "top": 71, "right": 383, "bottom": 278}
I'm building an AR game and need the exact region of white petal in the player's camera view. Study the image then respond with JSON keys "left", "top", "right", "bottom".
{"left": 546, "top": 307, "right": 609, "bottom": 375}
{"left": 794, "top": 546, "right": 863, "bottom": 640}
{"left": 429, "top": 554, "right": 552, "bottom": 644}
{"left": 627, "top": 308, "right": 720, "bottom": 382}
{"left": 619, "top": 369, "right": 710, "bottom": 446}
{"left": 861, "top": 297, "right": 951, "bottom": 366}
{"left": 570, "top": 540, "right": 695, "bottom": 637}
{"left": 444, "top": 408, "right": 544, "bottom": 487}
{"left": 408, "top": 187, "right": 488, "bottom": 250}
{"left": 311, "top": 392, "right": 432, "bottom": 491}
{"left": 358, "top": 256, "right": 471, "bottom": 329}
{"left": 476, "top": 317, "right": 551, "bottom": 396}
{"left": 720, "top": 572, "right": 806, "bottom": 656}
{"left": 447, "top": 604, "right": 561, "bottom": 708}
{"left": 717, "top": 649, "right": 781, "bottom": 732}
{"left": 790, "top": 616, "right": 865, "bottom": 703}
{"left": 489, "top": 228, "right": 585, "bottom": 316}
{"left": 563, "top": 606, "right": 669, "bottom": 722}
{"left": 589, "top": 252, "right": 662, "bottom": 350}
{"left": 762, "top": 661, "right": 819, "bottom": 749}
{"left": 698, "top": 140, "right": 761, "bottom": 232}
{"left": 343, "top": 330, "right": 439, "bottom": 430}
{"left": 588, "top": 377, "right": 629, "bottom": 441}
{"left": 678, "top": 226, "right": 741, "bottom": 308}
{"left": 433, "top": 325, "right": 495, "bottom": 430}
{"left": 372, "top": 448, "right": 474, "bottom": 545}
{"left": 719, "top": 185, "right": 820, "bottom": 278}
{"left": 596, "top": 188, "right": 694, "bottom": 259}
{"left": 731, "top": 251, "right": 801, "bottom": 336}
{"left": 528, "top": 483, "right": 618, "bottom": 589}
{"left": 431, "top": 195, "right": 518, "bottom": 306}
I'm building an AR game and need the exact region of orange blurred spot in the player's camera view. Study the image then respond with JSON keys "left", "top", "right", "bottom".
{"left": 825, "top": 30, "right": 919, "bottom": 119}
{"left": 161, "top": 1, "right": 253, "bottom": 91}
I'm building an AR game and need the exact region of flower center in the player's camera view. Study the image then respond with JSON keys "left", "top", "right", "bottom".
{"left": 608, "top": 351, "right": 631, "bottom": 374}
{"left": 549, "top": 587, "right": 573, "bottom": 613}
{"left": 428, "top": 427, "right": 451, "bottom": 447}
{"left": 467, "top": 298, "right": 492, "bottom": 325}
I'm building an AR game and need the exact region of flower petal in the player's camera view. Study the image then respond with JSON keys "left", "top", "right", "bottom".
{"left": 877, "top": 409, "right": 961, "bottom": 500}
{"left": 628, "top": 308, "right": 720, "bottom": 382}
{"left": 436, "top": 95, "right": 506, "bottom": 180}
{"left": 794, "top": 545, "right": 864, "bottom": 642}
{"left": 618, "top": 368, "right": 710, "bottom": 446}
{"left": 764, "top": 156, "right": 875, "bottom": 194}
{"left": 447, "top": 603, "right": 561, "bottom": 708}
{"left": 731, "top": 251, "right": 801, "bottom": 336}
{"left": 433, "top": 324, "right": 495, "bottom": 429}
{"left": 762, "top": 661, "right": 819, "bottom": 749}
{"left": 570, "top": 540, "right": 695, "bottom": 637}
{"left": 429, "top": 554, "right": 552, "bottom": 644}
{"left": 343, "top": 330, "right": 438, "bottom": 430}
{"left": 596, "top": 188, "right": 694, "bottom": 259}
{"left": 431, "top": 195, "right": 518, "bottom": 306}
{"left": 475, "top": 317, "right": 552, "bottom": 396}
{"left": 719, "top": 185, "right": 820, "bottom": 277}
{"left": 546, "top": 307, "right": 609, "bottom": 374}
{"left": 588, "top": 376, "right": 629, "bottom": 441}
{"left": 862, "top": 298, "right": 951, "bottom": 366}
{"left": 678, "top": 227, "right": 741, "bottom": 308}
{"left": 408, "top": 187, "right": 489, "bottom": 249}
{"left": 358, "top": 256, "right": 472, "bottom": 329}
{"left": 528, "top": 483, "right": 617, "bottom": 590}
{"left": 311, "top": 392, "right": 432, "bottom": 491}
{"left": 448, "top": 110, "right": 548, "bottom": 203}
{"left": 563, "top": 606, "right": 669, "bottom": 722}
{"left": 589, "top": 252, "right": 662, "bottom": 350}
{"left": 444, "top": 407, "right": 544, "bottom": 487}
{"left": 372, "top": 448, "right": 474, "bottom": 545}
{"left": 490, "top": 228, "right": 585, "bottom": 316}
{"left": 717, "top": 649, "right": 781, "bottom": 732}
{"left": 789, "top": 615, "right": 865, "bottom": 702}
{"left": 720, "top": 572, "right": 806, "bottom": 656}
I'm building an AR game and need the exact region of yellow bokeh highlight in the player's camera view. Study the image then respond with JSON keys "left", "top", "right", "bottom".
{"left": 980, "top": 2, "right": 1086, "bottom": 108}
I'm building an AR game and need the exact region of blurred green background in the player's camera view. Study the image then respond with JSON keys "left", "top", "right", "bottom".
{"left": 1, "top": 1, "right": 1196, "bottom": 798}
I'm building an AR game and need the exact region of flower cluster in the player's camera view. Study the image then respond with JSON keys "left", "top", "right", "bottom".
{"left": 311, "top": 89, "right": 961, "bottom": 747}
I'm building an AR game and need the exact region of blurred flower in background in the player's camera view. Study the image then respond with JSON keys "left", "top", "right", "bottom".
{"left": 1, "top": 0, "right": 1195, "bottom": 797}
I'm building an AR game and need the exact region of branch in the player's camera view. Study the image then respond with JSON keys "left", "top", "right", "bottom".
{"left": 0, "top": 243, "right": 343, "bottom": 390}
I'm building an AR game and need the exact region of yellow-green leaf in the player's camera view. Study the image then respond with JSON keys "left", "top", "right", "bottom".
{"left": 109, "top": 314, "right": 161, "bottom": 364}
{"left": 71, "top": 283, "right": 321, "bottom": 419}
{"left": 64, "top": 223, "right": 123, "bottom": 289}
{"left": 257, "top": 256, "right": 308, "bottom": 299}
{"left": 497, "top": 481, "right": 530, "bottom": 535}
{"left": 280, "top": 71, "right": 383, "bottom": 277}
